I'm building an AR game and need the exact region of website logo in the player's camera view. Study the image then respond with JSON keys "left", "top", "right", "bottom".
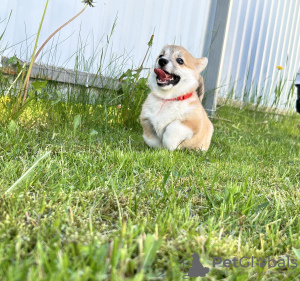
{"left": 212, "top": 256, "right": 297, "bottom": 269}
{"left": 180, "top": 254, "right": 298, "bottom": 279}
{"left": 181, "top": 253, "right": 209, "bottom": 279}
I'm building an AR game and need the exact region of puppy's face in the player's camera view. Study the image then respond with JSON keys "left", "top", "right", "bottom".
{"left": 149, "top": 45, "right": 208, "bottom": 98}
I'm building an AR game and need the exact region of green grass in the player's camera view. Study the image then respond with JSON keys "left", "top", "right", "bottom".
{"left": 0, "top": 95, "right": 300, "bottom": 280}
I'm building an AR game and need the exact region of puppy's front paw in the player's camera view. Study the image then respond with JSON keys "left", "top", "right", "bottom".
{"left": 162, "top": 137, "right": 180, "bottom": 151}
{"left": 143, "top": 134, "right": 162, "bottom": 148}
{"left": 162, "top": 121, "right": 193, "bottom": 151}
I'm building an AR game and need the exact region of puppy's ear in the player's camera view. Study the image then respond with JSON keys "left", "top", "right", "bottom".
{"left": 196, "top": 57, "right": 208, "bottom": 73}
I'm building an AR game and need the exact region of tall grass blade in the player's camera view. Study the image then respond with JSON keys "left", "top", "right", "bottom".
{"left": 5, "top": 151, "right": 51, "bottom": 194}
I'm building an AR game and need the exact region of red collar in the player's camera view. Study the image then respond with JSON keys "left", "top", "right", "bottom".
{"left": 165, "top": 92, "right": 193, "bottom": 101}
{"left": 158, "top": 92, "right": 193, "bottom": 115}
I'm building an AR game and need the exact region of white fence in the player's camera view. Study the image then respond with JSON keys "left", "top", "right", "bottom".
{"left": 219, "top": 0, "right": 300, "bottom": 110}
{"left": 0, "top": 0, "right": 213, "bottom": 74}
{"left": 1, "top": 0, "right": 300, "bottom": 112}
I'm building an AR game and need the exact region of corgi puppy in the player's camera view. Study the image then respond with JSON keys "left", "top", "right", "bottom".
{"left": 140, "top": 45, "right": 213, "bottom": 151}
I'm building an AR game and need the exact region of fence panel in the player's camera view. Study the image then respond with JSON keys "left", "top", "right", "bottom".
{"left": 1, "top": 0, "right": 299, "bottom": 110}
{"left": 0, "top": 0, "right": 213, "bottom": 77}
{"left": 218, "top": 0, "right": 300, "bottom": 110}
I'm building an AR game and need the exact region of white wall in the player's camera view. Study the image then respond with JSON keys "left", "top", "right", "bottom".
{"left": 219, "top": 0, "right": 300, "bottom": 109}
{"left": 1, "top": 0, "right": 300, "bottom": 110}
{"left": 0, "top": 0, "right": 213, "bottom": 77}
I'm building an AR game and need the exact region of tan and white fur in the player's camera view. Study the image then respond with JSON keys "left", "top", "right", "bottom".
{"left": 140, "top": 45, "right": 213, "bottom": 151}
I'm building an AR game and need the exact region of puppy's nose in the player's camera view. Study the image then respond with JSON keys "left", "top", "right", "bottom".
{"left": 158, "top": 58, "right": 168, "bottom": 67}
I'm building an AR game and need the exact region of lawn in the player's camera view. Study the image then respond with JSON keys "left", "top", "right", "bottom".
{"left": 0, "top": 95, "right": 300, "bottom": 280}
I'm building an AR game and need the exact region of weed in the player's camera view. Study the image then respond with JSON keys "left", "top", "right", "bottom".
{"left": 118, "top": 35, "right": 153, "bottom": 128}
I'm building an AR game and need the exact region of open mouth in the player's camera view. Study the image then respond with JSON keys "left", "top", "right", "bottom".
{"left": 154, "top": 68, "right": 180, "bottom": 87}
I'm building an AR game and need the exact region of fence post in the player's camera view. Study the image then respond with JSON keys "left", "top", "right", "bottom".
{"left": 204, "top": 0, "right": 232, "bottom": 116}
{"left": 296, "top": 68, "right": 300, "bottom": 113}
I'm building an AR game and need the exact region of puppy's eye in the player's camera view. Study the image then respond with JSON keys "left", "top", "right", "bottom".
{"left": 159, "top": 54, "right": 163, "bottom": 58}
{"left": 176, "top": 58, "right": 184, "bottom": 65}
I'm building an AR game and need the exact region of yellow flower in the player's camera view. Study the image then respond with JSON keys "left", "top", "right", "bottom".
{"left": 276, "top": 66, "right": 283, "bottom": 70}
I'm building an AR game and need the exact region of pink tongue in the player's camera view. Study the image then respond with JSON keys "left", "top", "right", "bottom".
{"left": 154, "top": 68, "right": 168, "bottom": 81}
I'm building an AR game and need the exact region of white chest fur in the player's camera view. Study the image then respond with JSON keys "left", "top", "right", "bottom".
{"left": 143, "top": 93, "right": 197, "bottom": 139}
